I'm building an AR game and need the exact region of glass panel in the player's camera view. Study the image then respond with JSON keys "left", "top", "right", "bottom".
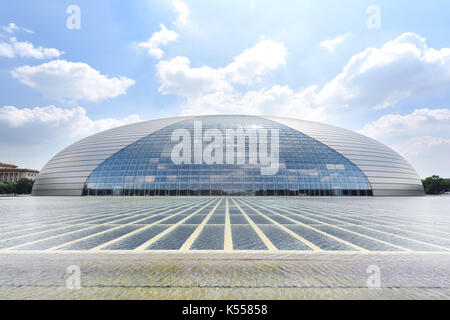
{"left": 84, "top": 116, "right": 372, "bottom": 196}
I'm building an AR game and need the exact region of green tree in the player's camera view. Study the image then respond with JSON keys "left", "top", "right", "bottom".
{"left": 444, "top": 178, "right": 450, "bottom": 193}
{"left": 15, "top": 178, "right": 34, "bottom": 194}
{"left": 0, "top": 181, "right": 16, "bottom": 194}
{"left": 422, "top": 175, "right": 450, "bottom": 194}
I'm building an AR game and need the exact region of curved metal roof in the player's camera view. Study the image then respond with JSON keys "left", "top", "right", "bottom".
{"left": 32, "top": 115, "right": 424, "bottom": 196}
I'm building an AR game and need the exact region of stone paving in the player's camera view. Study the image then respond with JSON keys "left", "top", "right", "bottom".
{"left": 2, "top": 196, "right": 450, "bottom": 253}
{"left": 1, "top": 196, "right": 449, "bottom": 299}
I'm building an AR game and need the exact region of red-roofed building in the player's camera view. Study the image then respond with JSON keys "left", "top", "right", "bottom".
{"left": 0, "top": 163, "right": 39, "bottom": 183}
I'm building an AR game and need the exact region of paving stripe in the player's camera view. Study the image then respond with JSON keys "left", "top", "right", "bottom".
{"left": 3, "top": 249, "right": 450, "bottom": 254}
{"left": 282, "top": 205, "right": 450, "bottom": 252}
{"left": 3, "top": 201, "right": 194, "bottom": 251}
{"left": 243, "top": 198, "right": 366, "bottom": 252}
{"left": 10, "top": 225, "right": 117, "bottom": 251}
{"left": 230, "top": 197, "right": 277, "bottom": 252}
{"left": 0, "top": 202, "right": 171, "bottom": 238}
{"left": 236, "top": 199, "right": 321, "bottom": 251}
{"left": 190, "top": 225, "right": 225, "bottom": 250}
{"left": 133, "top": 198, "right": 220, "bottom": 251}
{"left": 44, "top": 200, "right": 209, "bottom": 251}
{"left": 0, "top": 207, "right": 158, "bottom": 243}
{"left": 0, "top": 205, "right": 159, "bottom": 229}
{"left": 256, "top": 200, "right": 410, "bottom": 252}
{"left": 3, "top": 204, "right": 192, "bottom": 250}
{"left": 293, "top": 206, "right": 450, "bottom": 243}
{"left": 180, "top": 198, "right": 223, "bottom": 251}
{"left": 224, "top": 197, "right": 233, "bottom": 251}
{"left": 284, "top": 202, "right": 450, "bottom": 230}
{"left": 90, "top": 199, "right": 212, "bottom": 251}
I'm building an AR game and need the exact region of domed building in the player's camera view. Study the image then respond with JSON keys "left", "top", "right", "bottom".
{"left": 32, "top": 115, "right": 424, "bottom": 197}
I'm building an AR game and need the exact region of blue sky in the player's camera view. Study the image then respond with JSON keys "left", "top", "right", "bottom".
{"left": 1, "top": 0, "right": 449, "bottom": 177}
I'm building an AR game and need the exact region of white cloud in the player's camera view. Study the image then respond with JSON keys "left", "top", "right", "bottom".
{"left": 359, "top": 108, "right": 450, "bottom": 177}
{"left": 397, "top": 136, "right": 450, "bottom": 157}
{"left": 160, "top": 32, "right": 450, "bottom": 124}
{"left": 172, "top": 0, "right": 190, "bottom": 26}
{"left": 2, "top": 23, "right": 19, "bottom": 34}
{"left": 180, "top": 85, "right": 326, "bottom": 122}
{"left": 11, "top": 60, "right": 135, "bottom": 103}
{"left": 320, "top": 33, "right": 350, "bottom": 52}
{"left": 155, "top": 37, "right": 325, "bottom": 120}
{"left": 0, "top": 105, "right": 141, "bottom": 169}
{"left": 314, "top": 33, "right": 450, "bottom": 110}
{"left": 157, "top": 56, "right": 233, "bottom": 99}
{"left": 136, "top": 0, "right": 187, "bottom": 59}
{"left": 0, "top": 41, "right": 14, "bottom": 57}
{"left": 0, "top": 105, "right": 140, "bottom": 133}
{"left": 359, "top": 108, "right": 450, "bottom": 141}
{"left": 156, "top": 38, "right": 287, "bottom": 96}
{"left": 1, "top": 23, "right": 34, "bottom": 34}
{"left": 21, "top": 27, "right": 34, "bottom": 35}
{"left": 0, "top": 37, "right": 63, "bottom": 59}
{"left": 138, "top": 24, "right": 179, "bottom": 59}
{"left": 221, "top": 38, "right": 287, "bottom": 85}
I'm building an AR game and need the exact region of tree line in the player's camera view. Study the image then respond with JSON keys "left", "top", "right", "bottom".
{"left": 0, "top": 178, "right": 34, "bottom": 195}
{"left": 421, "top": 175, "right": 450, "bottom": 195}
{"left": 1, "top": 176, "right": 449, "bottom": 196}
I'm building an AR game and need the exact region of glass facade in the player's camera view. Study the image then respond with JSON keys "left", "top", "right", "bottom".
{"left": 83, "top": 116, "right": 372, "bottom": 196}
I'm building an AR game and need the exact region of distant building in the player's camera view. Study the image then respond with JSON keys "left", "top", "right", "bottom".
{"left": 0, "top": 163, "right": 39, "bottom": 183}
